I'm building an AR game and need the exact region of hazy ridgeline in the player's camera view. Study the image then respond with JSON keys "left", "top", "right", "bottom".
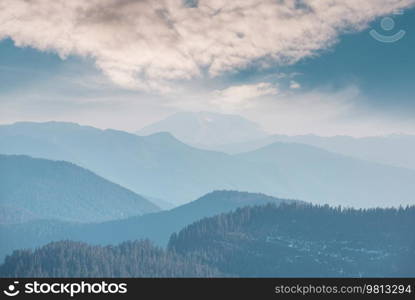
{"left": 1, "top": 118, "right": 415, "bottom": 278}
{"left": 2, "top": 121, "right": 415, "bottom": 207}
{"left": 1, "top": 203, "right": 414, "bottom": 277}
{"left": 0, "top": 190, "right": 296, "bottom": 261}
{"left": 0, "top": 155, "right": 159, "bottom": 223}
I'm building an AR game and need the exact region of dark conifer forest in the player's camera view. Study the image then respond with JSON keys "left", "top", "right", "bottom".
{"left": 168, "top": 203, "right": 415, "bottom": 277}
{"left": 0, "top": 240, "right": 221, "bottom": 277}
{"left": 1, "top": 202, "right": 414, "bottom": 277}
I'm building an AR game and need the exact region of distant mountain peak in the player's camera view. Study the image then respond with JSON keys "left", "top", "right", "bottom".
{"left": 137, "top": 111, "right": 267, "bottom": 148}
{"left": 144, "top": 131, "right": 179, "bottom": 141}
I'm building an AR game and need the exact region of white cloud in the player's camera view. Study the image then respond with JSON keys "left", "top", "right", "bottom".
{"left": 2, "top": 78, "right": 415, "bottom": 137}
{"left": 1, "top": 0, "right": 414, "bottom": 91}
{"left": 240, "top": 86, "right": 415, "bottom": 137}
{"left": 158, "top": 83, "right": 415, "bottom": 137}
{"left": 212, "top": 82, "right": 278, "bottom": 108}
{"left": 275, "top": 72, "right": 302, "bottom": 80}
{"left": 289, "top": 80, "right": 301, "bottom": 89}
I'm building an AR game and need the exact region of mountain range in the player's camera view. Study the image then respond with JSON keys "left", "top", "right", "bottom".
{"left": 236, "top": 142, "right": 415, "bottom": 207}
{"left": 0, "top": 155, "right": 159, "bottom": 224}
{"left": 0, "top": 191, "right": 294, "bottom": 261}
{"left": 2, "top": 121, "right": 415, "bottom": 207}
{"left": 216, "top": 134, "right": 415, "bottom": 170}
{"left": 1, "top": 118, "right": 414, "bottom": 276}
{"left": 0, "top": 122, "right": 269, "bottom": 204}
{"left": 137, "top": 111, "right": 415, "bottom": 170}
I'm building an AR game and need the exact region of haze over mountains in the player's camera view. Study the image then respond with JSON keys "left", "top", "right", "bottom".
{"left": 236, "top": 142, "right": 415, "bottom": 208}
{"left": 0, "top": 122, "right": 278, "bottom": 204}
{"left": 137, "top": 111, "right": 268, "bottom": 148}
{"left": 138, "top": 111, "right": 415, "bottom": 170}
{"left": 217, "top": 134, "right": 415, "bottom": 170}
{"left": 1, "top": 114, "right": 415, "bottom": 276}
{"left": 1, "top": 120, "right": 415, "bottom": 207}
{"left": 0, "top": 155, "right": 159, "bottom": 224}
{"left": 0, "top": 191, "right": 294, "bottom": 261}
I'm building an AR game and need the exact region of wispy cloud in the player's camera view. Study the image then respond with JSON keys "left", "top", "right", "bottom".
{"left": 211, "top": 82, "right": 278, "bottom": 108}
{"left": 1, "top": 0, "right": 413, "bottom": 91}
{"left": 289, "top": 81, "right": 301, "bottom": 89}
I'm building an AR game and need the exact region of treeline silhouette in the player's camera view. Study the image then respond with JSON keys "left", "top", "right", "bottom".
{"left": 169, "top": 203, "right": 415, "bottom": 277}
{"left": 1, "top": 203, "right": 414, "bottom": 277}
{"left": 0, "top": 240, "right": 221, "bottom": 277}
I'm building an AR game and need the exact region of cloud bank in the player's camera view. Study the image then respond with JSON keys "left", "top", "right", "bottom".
{"left": 1, "top": 0, "right": 414, "bottom": 91}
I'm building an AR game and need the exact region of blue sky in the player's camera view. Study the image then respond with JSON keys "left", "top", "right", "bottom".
{"left": 0, "top": 1, "right": 414, "bottom": 136}
{"left": 219, "top": 7, "right": 415, "bottom": 114}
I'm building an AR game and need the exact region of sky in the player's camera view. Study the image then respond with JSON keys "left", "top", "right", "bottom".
{"left": 0, "top": 0, "right": 415, "bottom": 136}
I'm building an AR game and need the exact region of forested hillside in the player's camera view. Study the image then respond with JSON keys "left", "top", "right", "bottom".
{"left": 169, "top": 204, "right": 415, "bottom": 277}
{"left": 0, "top": 205, "right": 37, "bottom": 224}
{"left": 2, "top": 204, "right": 414, "bottom": 277}
{"left": 0, "top": 240, "right": 221, "bottom": 277}
{"left": 0, "top": 191, "right": 294, "bottom": 260}
{"left": 0, "top": 155, "right": 159, "bottom": 223}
